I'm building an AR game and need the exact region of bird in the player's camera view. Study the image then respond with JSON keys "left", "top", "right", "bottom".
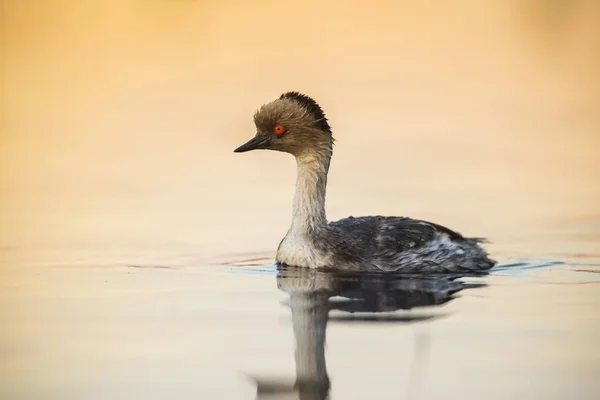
{"left": 234, "top": 91, "right": 495, "bottom": 273}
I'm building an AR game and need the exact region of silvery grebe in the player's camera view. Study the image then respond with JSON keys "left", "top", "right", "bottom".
{"left": 234, "top": 92, "right": 495, "bottom": 273}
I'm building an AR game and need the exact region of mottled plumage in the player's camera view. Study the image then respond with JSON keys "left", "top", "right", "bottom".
{"left": 234, "top": 92, "right": 496, "bottom": 273}
{"left": 323, "top": 216, "right": 493, "bottom": 272}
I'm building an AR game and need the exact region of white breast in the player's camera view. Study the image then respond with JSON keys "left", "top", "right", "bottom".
{"left": 277, "top": 231, "right": 327, "bottom": 268}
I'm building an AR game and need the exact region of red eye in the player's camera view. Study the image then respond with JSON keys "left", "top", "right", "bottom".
{"left": 274, "top": 124, "right": 286, "bottom": 135}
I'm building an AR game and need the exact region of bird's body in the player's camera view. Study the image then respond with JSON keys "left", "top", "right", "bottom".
{"left": 279, "top": 216, "right": 494, "bottom": 273}
{"left": 234, "top": 92, "right": 495, "bottom": 273}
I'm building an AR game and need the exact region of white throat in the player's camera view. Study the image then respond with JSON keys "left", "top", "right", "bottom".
{"left": 276, "top": 149, "right": 331, "bottom": 267}
{"left": 290, "top": 152, "right": 330, "bottom": 233}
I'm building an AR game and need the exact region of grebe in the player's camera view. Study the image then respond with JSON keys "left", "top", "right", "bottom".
{"left": 234, "top": 92, "right": 495, "bottom": 273}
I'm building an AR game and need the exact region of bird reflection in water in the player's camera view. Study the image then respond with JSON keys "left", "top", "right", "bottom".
{"left": 250, "top": 266, "right": 487, "bottom": 399}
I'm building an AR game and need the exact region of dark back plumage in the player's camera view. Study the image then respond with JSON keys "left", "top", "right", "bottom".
{"left": 280, "top": 91, "right": 332, "bottom": 134}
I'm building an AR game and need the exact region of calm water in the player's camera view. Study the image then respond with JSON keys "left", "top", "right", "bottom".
{"left": 1, "top": 184, "right": 599, "bottom": 399}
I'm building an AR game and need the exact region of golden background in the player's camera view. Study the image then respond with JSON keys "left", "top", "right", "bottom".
{"left": 1, "top": 2, "right": 600, "bottom": 398}
{"left": 2, "top": 1, "right": 598, "bottom": 255}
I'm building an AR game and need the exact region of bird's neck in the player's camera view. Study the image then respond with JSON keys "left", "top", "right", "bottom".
{"left": 290, "top": 150, "right": 331, "bottom": 235}
{"left": 290, "top": 291, "right": 330, "bottom": 389}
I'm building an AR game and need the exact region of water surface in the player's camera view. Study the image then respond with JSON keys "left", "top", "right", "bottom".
{"left": 1, "top": 227, "right": 599, "bottom": 399}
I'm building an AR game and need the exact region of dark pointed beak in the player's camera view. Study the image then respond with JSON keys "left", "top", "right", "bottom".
{"left": 233, "top": 133, "right": 271, "bottom": 153}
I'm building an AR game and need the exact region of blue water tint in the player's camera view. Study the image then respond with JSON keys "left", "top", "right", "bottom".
{"left": 229, "top": 263, "right": 279, "bottom": 275}
{"left": 228, "top": 258, "right": 600, "bottom": 278}
{"left": 491, "top": 259, "right": 566, "bottom": 275}
{"left": 492, "top": 258, "right": 600, "bottom": 278}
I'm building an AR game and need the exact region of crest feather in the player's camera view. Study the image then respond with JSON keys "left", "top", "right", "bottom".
{"left": 279, "top": 91, "right": 332, "bottom": 134}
